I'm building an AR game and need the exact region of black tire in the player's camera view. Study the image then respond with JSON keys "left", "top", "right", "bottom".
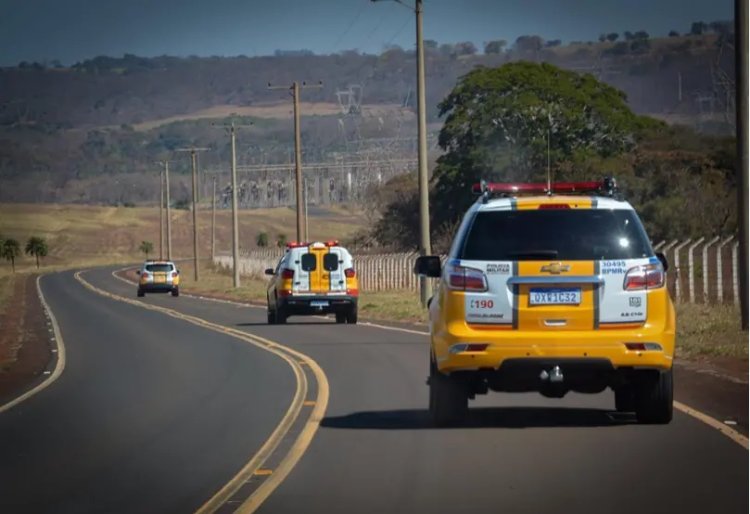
{"left": 171, "top": 287, "right": 179, "bottom": 297}
{"left": 634, "top": 369, "right": 673, "bottom": 424}
{"left": 276, "top": 306, "right": 287, "bottom": 325}
{"left": 429, "top": 354, "right": 468, "bottom": 427}
{"left": 335, "top": 312, "right": 346, "bottom": 324}
{"left": 137, "top": 289, "right": 145, "bottom": 297}
{"left": 267, "top": 309, "right": 276, "bottom": 325}
{"left": 346, "top": 306, "right": 358, "bottom": 325}
{"left": 614, "top": 386, "right": 635, "bottom": 412}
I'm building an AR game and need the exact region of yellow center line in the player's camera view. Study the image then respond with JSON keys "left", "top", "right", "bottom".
{"left": 74, "top": 270, "right": 330, "bottom": 513}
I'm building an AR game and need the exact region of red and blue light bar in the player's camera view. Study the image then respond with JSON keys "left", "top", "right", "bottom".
{"left": 471, "top": 179, "right": 615, "bottom": 196}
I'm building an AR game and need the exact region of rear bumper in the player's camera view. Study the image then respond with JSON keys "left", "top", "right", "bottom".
{"left": 139, "top": 283, "right": 177, "bottom": 292}
{"left": 432, "top": 322, "right": 674, "bottom": 374}
{"left": 279, "top": 295, "right": 357, "bottom": 315}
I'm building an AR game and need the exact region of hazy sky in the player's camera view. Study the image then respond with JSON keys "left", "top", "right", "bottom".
{"left": 0, "top": 0, "right": 734, "bottom": 66}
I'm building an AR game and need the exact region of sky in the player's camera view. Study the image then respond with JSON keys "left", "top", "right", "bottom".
{"left": 0, "top": 0, "right": 734, "bottom": 66}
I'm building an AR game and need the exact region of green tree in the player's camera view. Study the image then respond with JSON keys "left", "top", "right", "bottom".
{"left": 483, "top": 40, "right": 507, "bottom": 54}
{"left": 139, "top": 240, "right": 154, "bottom": 258}
{"left": 24, "top": 236, "right": 48, "bottom": 269}
{"left": 276, "top": 234, "right": 288, "bottom": 247}
{"left": 256, "top": 232, "right": 269, "bottom": 247}
{"left": 431, "top": 62, "right": 656, "bottom": 227}
{"left": 2, "top": 238, "right": 21, "bottom": 272}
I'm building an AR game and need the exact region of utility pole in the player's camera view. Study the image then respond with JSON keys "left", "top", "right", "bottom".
{"left": 213, "top": 121, "right": 253, "bottom": 288}
{"left": 372, "top": 0, "right": 432, "bottom": 306}
{"left": 736, "top": 0, "right": 748, "bottom": 329}
{"left": 157, "top": 160, "right": 173, "bottom": 260}
{"left": 211, "top": 176, "right": 217, "bottom": 261}
{"left": 176, "top": 147, "right": 209, "bottom": 281}
{"left": 304, "top": 179, "right": 309, "bottom": 241}
{"left": 159, "top": 166, "right": 165, "bottom": 260}
{"left": 268, "top": 80, "right": 323, "bottom": 243}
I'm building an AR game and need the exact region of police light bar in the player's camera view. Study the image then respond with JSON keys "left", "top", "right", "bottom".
{"left": 286, "top": 241, "right": 308, "bottom": 248}
{"left": 472, "top": 177, "right": 618, "bottom": 198}
{"left": 325, "top": 240, "right": 339, "bottom": 247}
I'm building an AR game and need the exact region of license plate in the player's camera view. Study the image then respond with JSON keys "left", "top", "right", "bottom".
{"left": 529, "top": 288, "right": 581, "bottom": 305}
{"left": 154, "top": 275, "right": 166, "bottom": 284}
{"left": 310, "top": 300, "right": 329, "bottom": 308}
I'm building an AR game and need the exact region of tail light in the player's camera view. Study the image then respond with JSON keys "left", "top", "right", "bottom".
{"left": 623, "top": 263, "right": 664, "bottom": 291}
{"left": 171, "top": 271, "right": 178, "bottom": 278}
{"left": 446, "top": 263, "right": 488, "bottom": 292}
{"left": 344, "top": 268, "right": 356, "bottom": 278}
{"left": 281, "top": 268, "right": 294, "bottom": 279}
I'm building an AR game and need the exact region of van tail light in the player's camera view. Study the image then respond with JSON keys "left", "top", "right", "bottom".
{"left": 344, "top": 268, "right": 356, "bottom": 278}
{"left": 281, "top": 269, "right": 295, "bottom": 279}
{"left": 446, "top": 264, "right": 488, "bottom": 292}
{"left": 171, "top": 271, "right": 178, "bottom": 278}
{"left": 623, "top": 264, "right": 665, "bottom": 291}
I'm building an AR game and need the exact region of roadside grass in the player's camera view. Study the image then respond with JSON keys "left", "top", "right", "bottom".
{"left": 676, "top": 303, "right": 748, "bottom": 359}
{"left": 0, "top": 203, "right": 365, "bottom": 272}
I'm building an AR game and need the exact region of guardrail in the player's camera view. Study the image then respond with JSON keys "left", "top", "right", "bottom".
{"left": 215, "top": 236, "right": 741, "bottom": 304}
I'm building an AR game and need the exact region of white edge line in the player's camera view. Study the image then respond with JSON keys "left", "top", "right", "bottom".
{"left": 0, "top": 275, "right": 67, "bottom": 414}
{"left": 113, "top": 266, "right": 749, "bottom": 450}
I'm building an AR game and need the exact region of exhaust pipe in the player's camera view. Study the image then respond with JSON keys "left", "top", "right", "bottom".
{"left": 539, "top": 365, "right": 564, "bottom": 383}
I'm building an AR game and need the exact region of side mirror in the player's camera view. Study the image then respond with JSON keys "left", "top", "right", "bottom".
{"left": 264, "top": 268, "right": 275, "bottom": 276}
{"left": 656, "top": 252, "right": 669, "bottom": 272}
{"left": 414, "top": 256, "right": 441, "bottom": 278}
{"left": 136, "top": 270, "right": 141, "bottom": 275}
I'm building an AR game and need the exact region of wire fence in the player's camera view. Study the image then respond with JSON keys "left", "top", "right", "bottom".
{"left": 214, "top": 236, "right": 741, "bottom": 304}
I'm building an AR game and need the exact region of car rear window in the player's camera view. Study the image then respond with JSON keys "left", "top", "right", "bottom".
{"left": 301, "top": 253, "right": 317, "bottom": 271}
{"left": 461, "top": 209, "right": 652, "bottom": 261}
{"left": 323, "top": 253, "right": 339, "bottom": 271}
{"left": 145, "top": 264, "right": 173, "bottom": 272}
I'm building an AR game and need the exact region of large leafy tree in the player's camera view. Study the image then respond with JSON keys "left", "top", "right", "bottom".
{"left": 2, "top": 238, "right": 21, "bottom": 272}
{"left": 431, "top": 61, "right": 656, "bottom": 226}
{"left": 24, "top": 236, "right": 48, "bottom": 269}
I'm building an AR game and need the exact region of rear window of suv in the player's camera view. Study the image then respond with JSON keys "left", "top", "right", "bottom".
{"left": 145, "top": 264, "right": 173, "bottom": 272}
{"left": 461, "top": 209, "right": 652, "bottom": 261}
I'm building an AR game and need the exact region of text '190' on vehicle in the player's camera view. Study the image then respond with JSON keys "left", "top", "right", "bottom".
{"left": 266, "top": 240, "right": 359, "bottom": 325}
{"left": 415, "top": 178, "right": 675, "bottom": 427}
{"left": 136, "top": 260, "right": 180, "bottom": 297}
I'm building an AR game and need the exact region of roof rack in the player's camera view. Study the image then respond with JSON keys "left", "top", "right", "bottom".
{"left": 473, "top": 177, "right": 619, "bottom": 203}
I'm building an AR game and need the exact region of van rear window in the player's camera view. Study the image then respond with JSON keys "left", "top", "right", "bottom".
{"left": 461, "top": 209, "right": 652, "bottom": 261}
{"left": 323, "top": 253, "right": 339, "bottom": 271}
{"left": 301, "top": 253, "right": 317, "bottom": 271}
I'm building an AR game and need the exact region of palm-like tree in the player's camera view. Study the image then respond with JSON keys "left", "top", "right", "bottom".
{"left": 139, "top": 240, "right": 154, "bottom": 258}
{"left": 1, "top": 238, "right": 21, "bottom": 272}
{"left": 25, "top": 236, "right": 48, "bottom": 269}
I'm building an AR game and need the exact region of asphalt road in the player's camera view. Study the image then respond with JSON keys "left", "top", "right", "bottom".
{"left": 1, "top": 266, "right": 747, "bottom": 513}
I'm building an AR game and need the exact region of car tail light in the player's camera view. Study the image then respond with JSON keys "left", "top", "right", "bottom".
{"left": 281, "top": 268, "right": 294, "bottom": 279}
{"left": 171, "top": 271, "right": 178, "bottom": 278}
{"left": 623, "top": 264, "right": 664, "bottom": 291}
{"left": 344, "top": 268, "right": 356, "bottom": 278}
{"left": 446, "top": 263, "right": 488, "bottom": 292}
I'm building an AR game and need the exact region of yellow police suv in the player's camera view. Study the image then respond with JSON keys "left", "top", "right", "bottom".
{"left": 136, "top": 260, "right": 180, "bottom": 297}
{"left": 415, "top": 178, "right": 675, "bottom": 426}
{"left": 265, "top": 240, "right": 359, "bottom": 324}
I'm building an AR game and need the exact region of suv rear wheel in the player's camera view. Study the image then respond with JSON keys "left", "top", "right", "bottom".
{"left": 614, "top": 386, "right": 635, "bottom": 412}
{"left": 171, "top": 287, "right": 179, "bottom": 297}
{"left": 346, "top": 306, "right": 358, "bottom": 324}
{"left": 137, "top": 289, "right": 145, "bottom": 297}
{"left": 267, "top": 309, "right": 276, "bottom": 325}
{"left": 429, "top": 354, "right": 468, "bottom": 427}
{"left": 335, "top": 312, "right": 346, "bottom": 324}
{"left": 634, "top": 369, "right": 673, "bottom": 424}
{"left": 276, "top": 306, "right": 288, "bottom": 324}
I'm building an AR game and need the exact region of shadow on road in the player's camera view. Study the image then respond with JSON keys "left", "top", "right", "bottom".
{"left": 235, "top": 321, "right": 334, "bottom": 327}
{"left": 321, "top": 407, "right": 635, "bottom": 430}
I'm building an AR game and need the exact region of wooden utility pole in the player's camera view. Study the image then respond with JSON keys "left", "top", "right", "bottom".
{"left": 176, "top": 147, "right": 209, "bottom": 281}
{"left": 211, "top": 176, "right": 217, "bottom": 261}
{"left": 268, "top": 80, "right": 322, "bottom": 243}
{"left": 213, "top": 121, "right": 253, "bottom": 288}
{"left": 736, "top": 0, "right": 748, "bottom": 329}
{"left": 156, "top": 160, "right": 173, "bottom": 260}
{"left": 159, "top": 167, "right": 165, "bottom": 260}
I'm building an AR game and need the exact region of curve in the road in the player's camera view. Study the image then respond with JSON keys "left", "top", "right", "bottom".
{"left": 74, "top": 270, "right": 330, "bottom": 514}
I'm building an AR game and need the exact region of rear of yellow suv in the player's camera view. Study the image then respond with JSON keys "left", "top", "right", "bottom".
{"left": 416, "top": 179, "right": 675, "bottom": 426}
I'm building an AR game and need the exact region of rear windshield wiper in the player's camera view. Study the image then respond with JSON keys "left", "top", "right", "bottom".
{"left": 507, "top": 250, "right": 559, "bottom": 259}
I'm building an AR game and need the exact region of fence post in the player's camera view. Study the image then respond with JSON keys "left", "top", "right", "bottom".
{"left": 717, "top": 236, "right": 734, "bottom": 303}
{"left": 732, "top": 242, "right": 739, "bottom": 306}
{"left": 673, "top": 239, "right": 691, "bottom": 302}
{"left": 687, "top": 237, "right": 704, "bottom": 304}
{"left": 702, "top": 236, "right": 720, "bottom": 303}
{"left": 653, "top": 240, "right": 666, "bottom": 251}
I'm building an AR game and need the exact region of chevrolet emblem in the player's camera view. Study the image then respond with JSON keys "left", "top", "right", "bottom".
{"left": 540, "top": 262, "right": 570, "bottom": 274}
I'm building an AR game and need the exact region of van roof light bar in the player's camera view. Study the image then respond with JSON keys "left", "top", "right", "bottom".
{"left": 472, "top": 177, "right": 619, "bottom": 199}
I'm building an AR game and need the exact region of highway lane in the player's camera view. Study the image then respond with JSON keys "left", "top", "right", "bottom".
{"left": 0, "top": 270, "right": 297, "bottom": 514}
{"left": 90, "top": 266, "right": 748, "bottom": 514}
